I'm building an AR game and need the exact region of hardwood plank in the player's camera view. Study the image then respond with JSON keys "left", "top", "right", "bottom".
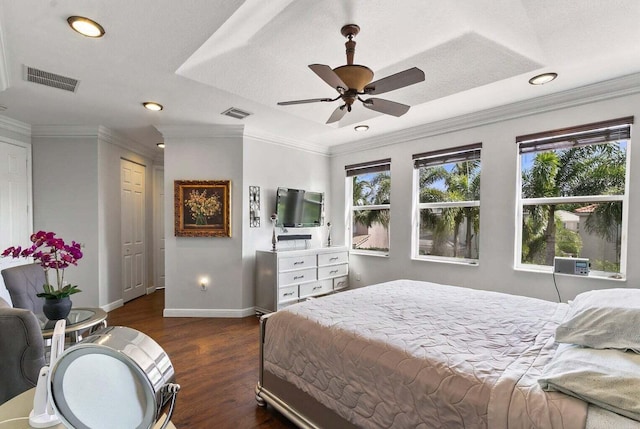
{"left": 106, "top": 290, "right": 296, "bottom": 429}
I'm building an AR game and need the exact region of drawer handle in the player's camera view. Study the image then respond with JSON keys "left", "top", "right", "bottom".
{"left": 313, "top": 286, "right": 322, "bottom": 291}
{"left": 330, "top": 270, "right": 339, "bottom": 274}
{"left": 283, "top": 292, "right": 295, "bottom": 297}
{"left": 294, "top": 275, "right": 304, "bottom": 280}
{"left": 336, "top": 281, "right": 346, "bottom": 287}
{"left": 329, "top": 257, "right": 339, "bottom": 261}
{"left": 293, "top": 261, "right": 304, "bottom": 265}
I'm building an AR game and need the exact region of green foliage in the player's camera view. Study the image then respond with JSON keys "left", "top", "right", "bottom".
{"left": 36, "top": 284, "right": 81, "bottom": 299}
{"left": 419, "top": 160, "right": 481, "bottom": 258}
{"left": 521, "top": 142, "right": 626, "bottom": 266}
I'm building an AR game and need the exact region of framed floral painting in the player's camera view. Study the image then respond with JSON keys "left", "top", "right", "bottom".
{"left": 174, "top": 180, "right": 231, "bottom": 237}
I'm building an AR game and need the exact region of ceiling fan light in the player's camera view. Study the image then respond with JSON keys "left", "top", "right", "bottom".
{"left": 143, "top": 102, "right": 163, "bottom": 111}
{"left": 529, "top": 72, "right": 558, "bottom": 85}
{"left": 67, "top": 16, "right": 105, "bottom": 38}
{"left": 333, "top": 65, "right": 374, "bottom": 91}
{"left": 354, "top": 125, "right": 369, "bottom": 132}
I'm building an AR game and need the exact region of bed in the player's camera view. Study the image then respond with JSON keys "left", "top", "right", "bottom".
{"left": 255, "top": 279, "right": 640, "bottom": 428}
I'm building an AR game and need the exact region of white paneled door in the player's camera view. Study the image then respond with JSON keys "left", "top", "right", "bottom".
{"left": 0, "top": 142, "right": 30, "bottom": 304}
{"left": 121, "top": 159, "right": 146, "bottom": 302}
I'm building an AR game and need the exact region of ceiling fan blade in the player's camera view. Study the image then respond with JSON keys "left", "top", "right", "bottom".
{"left": 326, "top": 105, "right": 347, "bottom": 124}
{"left": 309, "top": 64, "right": 348, "bottom": 92}
{"left": 364, "top": 67, "right": 425, "bottom": 95}
{"left": 362, "top": 98, "right": 411, "bottom": 117}
{"left": 277, "top": 97, "right": 334, "bottom": 106}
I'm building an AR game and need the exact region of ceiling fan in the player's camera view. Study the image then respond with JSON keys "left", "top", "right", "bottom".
{"left": 278, "top": 24, "right": 425, "bottom": 124}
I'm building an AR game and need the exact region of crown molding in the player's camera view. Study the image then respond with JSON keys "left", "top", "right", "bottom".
{"left": 32, "top": 125, "right": 156, "bottom": 160}
{"left": 97, "top": 126, "right": 156, "bottom": 160}
{"left": 157, "top": 124, "right": 244, "bottom": 140}
{"left": 0, "top": 20, "right": 9, "bottom": 92}
{"left": 244, "top": 129, "right": 329, "bottom": 156}
{"left": 0, "top": 114, "right": 31, "bottom": 138}
{"left": 32, "top": 125, "right": 100, "bottom": 138}
{"left": 329, "top": 72, "right": 640, "bottom": 156}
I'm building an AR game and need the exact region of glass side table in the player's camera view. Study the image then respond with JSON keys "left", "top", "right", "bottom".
{"left": 37, "top": 307, "right": 108, "bottom": 343}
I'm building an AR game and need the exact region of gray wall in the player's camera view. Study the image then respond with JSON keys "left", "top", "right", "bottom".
{"left": 329, "top": 92, "right": 640, "bottom": 303}
{"left": 31, "top": 126, "right": 156, "bottom": 309}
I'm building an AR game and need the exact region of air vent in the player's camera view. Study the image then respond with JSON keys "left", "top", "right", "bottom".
{"left": 221, "top": 107, "right": 251, "bottom": 120}
{"left": 24, "top": 66, "right": 79, "bottom": 92}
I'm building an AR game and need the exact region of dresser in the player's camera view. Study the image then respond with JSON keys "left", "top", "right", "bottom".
{"left": 255, "top": 246, "right": 349, "bottom": 314}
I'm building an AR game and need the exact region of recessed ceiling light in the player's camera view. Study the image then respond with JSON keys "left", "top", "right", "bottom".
{"left": 354, "top": 125, "right": 369, "bottom": 132}
{"left": 156, "top": 143, "right": 165, "bottom": 149}
{"left": 67, "top": 16, "right": 105, "bottom": 38}
{"left": 143, "top": 102, "right": 163, "bottom": 111}
{"left": 529, "top": 72, "right": 558, "bottom": 85}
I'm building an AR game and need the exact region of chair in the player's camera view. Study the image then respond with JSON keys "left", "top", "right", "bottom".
{"left": 1, "top": 263, "right": 46, "bottom": 314}
{"left": 0, "top": 296, "right": 46, "bottom": 404}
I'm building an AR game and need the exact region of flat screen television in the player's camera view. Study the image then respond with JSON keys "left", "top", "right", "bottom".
{"left": 275, "top": 187, "right": 324, "bottom": 227}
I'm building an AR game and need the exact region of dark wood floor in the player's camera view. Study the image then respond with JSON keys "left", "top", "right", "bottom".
{"left": 106, "top": 290, "right": 297, "bottom": 429}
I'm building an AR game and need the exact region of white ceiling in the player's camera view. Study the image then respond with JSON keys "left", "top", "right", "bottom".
{"left": 0, "top": 0, "right": 639, "bottom": 153}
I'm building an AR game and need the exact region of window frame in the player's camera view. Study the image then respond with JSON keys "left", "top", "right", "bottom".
{"left": 345, "top": 159, "right": 391, "bottom": 257}
{"left": 514, "top": 117, "right": 633, "bottom": 276}
{"left": 411, "top": 144, "right": 482, "bottom": 264}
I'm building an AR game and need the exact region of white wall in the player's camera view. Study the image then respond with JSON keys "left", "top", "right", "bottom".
{"left": 31, "top": 126, "right": 156, "bottom": 309}
{"left": 97, "top": 128, "right": 156, "bottom": 308}
{"left": 330, "top": 92, "right": 640, "bottom": 303}
{"left": 160, "top": 125, "right": 246, "bottom": 316}
{"left": 242, "top": 136, "right": 330, "bottom": 309}
{"left": 31, "top": 133, "right": 100, "bottom": 307}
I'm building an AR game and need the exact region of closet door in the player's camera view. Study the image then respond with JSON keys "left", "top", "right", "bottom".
{"left": 0, "top": 142, "right": 30, "bottom": 304}
{"left": 121, "top": 158, "right": 146, "bottom": 302}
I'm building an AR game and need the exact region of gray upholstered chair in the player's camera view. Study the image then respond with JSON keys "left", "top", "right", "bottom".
{"left": 1, "top": 263, "right": 46, "bottom": 314}
{"left": 0, "top": 296, "right": 46, "bottom": 404}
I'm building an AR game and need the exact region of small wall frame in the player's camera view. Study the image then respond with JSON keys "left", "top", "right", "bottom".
{"left": 174, "top": 180, "right": 231, "bottom": 237}
{"left": 249, "top": 186, "right": 260, "bottom": 227}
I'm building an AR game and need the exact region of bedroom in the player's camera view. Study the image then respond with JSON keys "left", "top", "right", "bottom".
{"left": 1, "top": 1, "right": 640, "bottom": 427}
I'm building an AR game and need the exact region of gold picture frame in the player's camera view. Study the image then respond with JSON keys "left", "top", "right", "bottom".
{"left": 174, "top": 180, "right": 231, "bottom": 237}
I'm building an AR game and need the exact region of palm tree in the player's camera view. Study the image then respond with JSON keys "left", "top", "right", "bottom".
{"left": 418, "top": 161, "right": 480, "bottom": 258}
{"left": 351, "top": 172, "right": 390, "bottom": 228}
{"left": 522, "top": 143, "right": 625, "bottom": 265}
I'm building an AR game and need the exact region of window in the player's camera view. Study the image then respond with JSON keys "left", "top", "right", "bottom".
{"left": 516, "top": 117, "right": 632, "bottom": 275}
{"left": 412, "top": 144, "right": 481, "bottom": 262}
{"left": 346, "top": 159, "right": 391, "bottom": 255}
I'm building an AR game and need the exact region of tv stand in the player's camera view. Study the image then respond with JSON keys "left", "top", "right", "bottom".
{"left": 255, "top": 246, "right": 349, "bottom": 314}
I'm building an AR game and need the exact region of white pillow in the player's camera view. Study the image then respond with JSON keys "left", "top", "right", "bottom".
{"left": 539, "top": 343, "right": 640, "bottom": 421}
{"left": 555, "top": 288, "right": 640, "bottom": 352}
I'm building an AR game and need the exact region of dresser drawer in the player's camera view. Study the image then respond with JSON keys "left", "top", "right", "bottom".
{"left": 318, "top": 263, "right": 348, "bottom": 279}
{"left": 279, "top": 255, "right": 316, "bottom": 272}
{"left": 278, "top": 285, "right": 299, "bottom": 303}
{"left": 299, "top": 280, "right": 333, "bottom": 298}
{"left": 333, "top": 276, "right": 349, "bottom": 291}
{"left": 318, "top": 251, "right": 348, "bottom": 266}
{"left": 278, "top": 267, "right": 316, "bottom": 286}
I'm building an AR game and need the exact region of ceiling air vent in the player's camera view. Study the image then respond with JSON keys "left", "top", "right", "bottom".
{"left": 24, "top": 66, "right": 79, "bottom": 92}
{"left": 221, "top": 107, "right": 251, "bottom": 120}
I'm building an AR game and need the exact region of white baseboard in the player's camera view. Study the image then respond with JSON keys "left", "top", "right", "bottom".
{"left": 146, "top": 286, "right": 156, "bottom": 294}
{"left": 163, "top": 307, "right": 256, "bottom": 318}
{"left": 101, "top": 299, "right": 123, "bottom": 313}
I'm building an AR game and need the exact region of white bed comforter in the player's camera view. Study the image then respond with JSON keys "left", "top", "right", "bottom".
{"left": 263, "top": 279, "right": 587, "bottom": 429}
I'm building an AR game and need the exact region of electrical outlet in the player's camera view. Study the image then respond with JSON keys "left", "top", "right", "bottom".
{"left": 356, "top": 272, "right": 361, "bottom": 281}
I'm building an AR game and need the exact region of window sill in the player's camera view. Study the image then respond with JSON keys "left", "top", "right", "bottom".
{"left": 514, "top": 266, "right": 626, "bottom": 281}
{"left": 412, "top": 256, "right": 479, "bottom": 266}
{"left": 349, "top": 250, "right": 389, "bottom": 258}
